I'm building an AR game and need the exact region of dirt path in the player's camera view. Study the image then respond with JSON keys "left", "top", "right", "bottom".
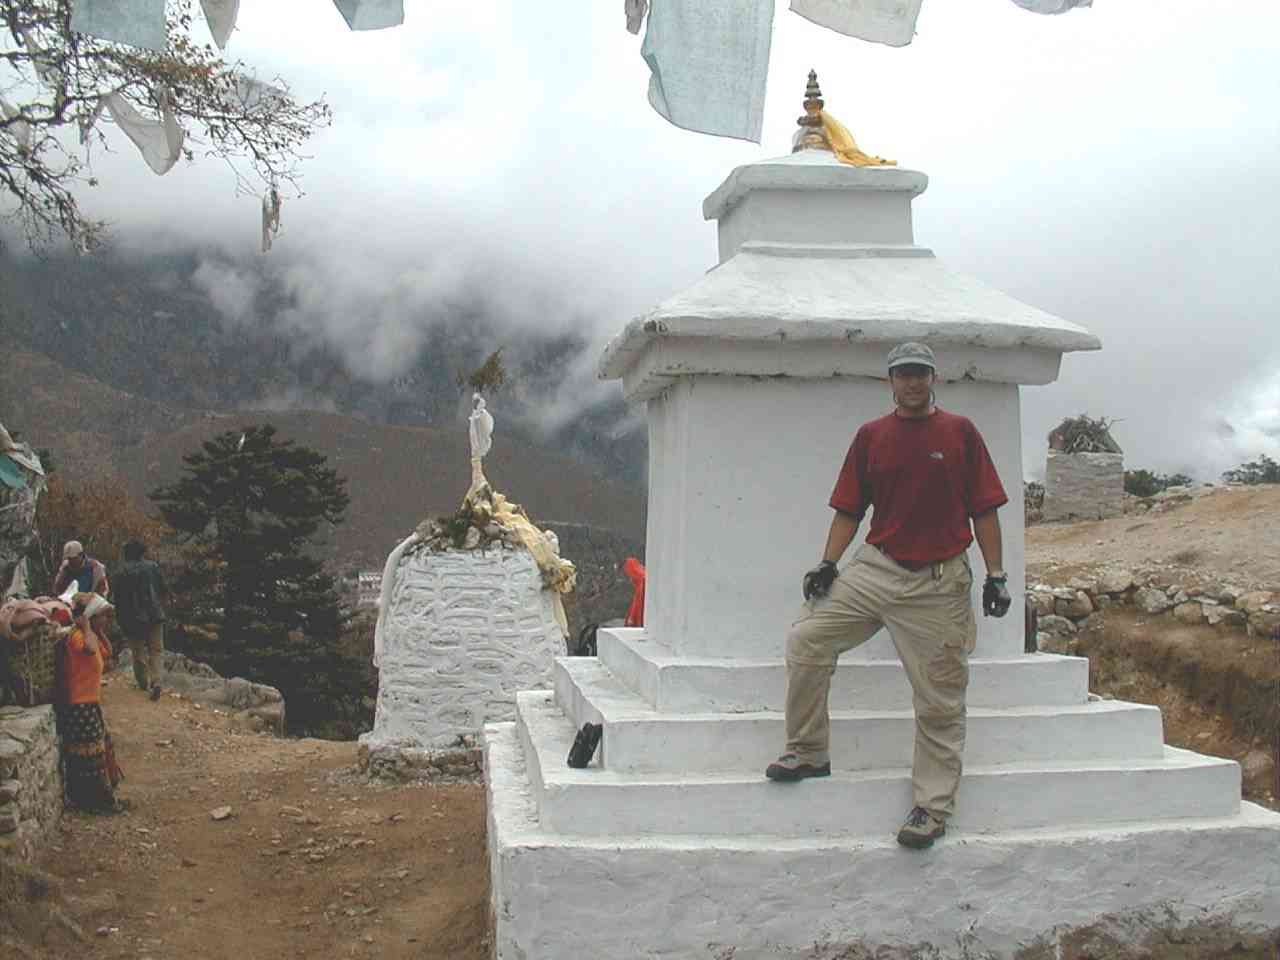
{"left": 8, "top": 675, "right": 490, "bottom": 960}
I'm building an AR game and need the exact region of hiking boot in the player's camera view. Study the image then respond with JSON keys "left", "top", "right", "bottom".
{"left": 896, "top": 806, "right": 946, "bottom": 849}
{"left": 764, "top": 753, "right": 831, "bottom": 782}
{"left": 149, "top": 685, "right": 162, "bottom": 701}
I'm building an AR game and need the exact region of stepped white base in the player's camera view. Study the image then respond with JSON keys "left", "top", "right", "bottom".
{"left": 516, "top": 691, "right": 1237, "bottom": 837}
{"left": 486, "top": 721, "right": 1280, "bottom": 960}
{"left": 554, "top": 658, "right": 1162, "bottom": 775}
{"left": 597, "top": 628, "right": 1090, "bottom": 712}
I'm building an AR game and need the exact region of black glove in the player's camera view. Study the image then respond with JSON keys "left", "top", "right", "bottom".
{"left": 983, "top": 574, "right": 1012, "bottom": 618}
{"left": 802, "top": 560, "right": 838, "bottom": 601}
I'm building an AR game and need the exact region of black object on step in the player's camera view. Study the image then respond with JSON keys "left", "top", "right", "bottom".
{"left": 1024, "top": 594, "right": 1039, "bottom": 653}
{"left": 572, "top": 623, "right": 599, "bottom": 657}
{"left": 567, "top": 722, "right": 603, "bottom": 768}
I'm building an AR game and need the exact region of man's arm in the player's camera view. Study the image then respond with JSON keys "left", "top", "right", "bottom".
{"left": 971, "top": 509, "right": 1004, "bottom": 576}
{"left": 822, "top": 509, "right": 861, "bottom": 564}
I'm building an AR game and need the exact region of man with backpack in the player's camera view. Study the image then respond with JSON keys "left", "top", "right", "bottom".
{"left": 113, "top": 540, "right": 169, "bottom": 701}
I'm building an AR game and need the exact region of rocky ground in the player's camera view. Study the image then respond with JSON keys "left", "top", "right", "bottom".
{"left": 0, "top": 674, "right": 488, "bottom": 960}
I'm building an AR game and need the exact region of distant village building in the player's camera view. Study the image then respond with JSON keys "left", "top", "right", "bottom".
{"left": 355, "top": 571, "right": 381, "bottom": 609}
{"left": 1042, "top": 416, "right": 1125, "bottom": 521}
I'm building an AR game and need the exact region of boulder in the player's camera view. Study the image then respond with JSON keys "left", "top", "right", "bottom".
{"left": 1055, "top": 591, "right": 1094, "bottom": 620}
{"left": 1134, "top": 587, "right": 1174, "bottom": 616}
{"left": 1066, "top": 576, "right": 1098, "bottom": 595}
{"left": 1236, "top": 591, "right": 1275, "bottom": 614}
{"left": 1038, "top": 614, "right": 1077, "bottom": 637}
{"left": 1172, "top": 602, "right": 1204, "bottom": 625}
{"left": 1097, "top": 569, "right": 1134, "bottom": 594}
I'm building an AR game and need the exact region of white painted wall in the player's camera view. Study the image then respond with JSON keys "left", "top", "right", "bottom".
{"left": 645, "top": 373, "right": 1025, "bottom": 659}
{"left": 365, "top": 545, "right": 563, "bottom": 752}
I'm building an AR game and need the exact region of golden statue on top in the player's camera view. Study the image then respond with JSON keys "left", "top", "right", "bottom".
{"left": 792, "top": 70, "right": 895, "bottom": 168}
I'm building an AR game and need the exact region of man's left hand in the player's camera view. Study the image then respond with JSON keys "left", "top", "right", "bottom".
{"left": 983, "top": 574, "right": 1011, "bottom": 618}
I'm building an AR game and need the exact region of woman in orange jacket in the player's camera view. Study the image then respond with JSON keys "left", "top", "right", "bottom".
{"left": 56, "top": 593, "right": 126, "bottom": 814}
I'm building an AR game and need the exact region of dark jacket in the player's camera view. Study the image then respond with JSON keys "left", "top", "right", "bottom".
{"left": 113, "top": 559, "right": 168, "bottom": 628}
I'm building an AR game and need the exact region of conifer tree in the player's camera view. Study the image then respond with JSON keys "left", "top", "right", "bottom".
{"left": 151, "top": 424, "right": 359, "bottom": 735}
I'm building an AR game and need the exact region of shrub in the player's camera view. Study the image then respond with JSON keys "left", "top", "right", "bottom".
{"left": 1222, "top": 454, "right": 1280, "bottom": 485}
{"left": 1123, "top": 469, "right": 1192, "bottom": 498}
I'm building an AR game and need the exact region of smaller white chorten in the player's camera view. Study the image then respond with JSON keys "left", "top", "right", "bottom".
{"left": 360, "top": 397, "right": 573, "bottom": 773}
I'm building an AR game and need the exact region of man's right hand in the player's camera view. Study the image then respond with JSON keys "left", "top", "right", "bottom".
{"left": 802, "top": 560, "right": 838, "bottom": 601}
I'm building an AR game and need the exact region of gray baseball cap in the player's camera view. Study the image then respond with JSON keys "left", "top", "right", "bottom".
{"left": 886, "top": 341, "right": 936, "bottom": 372}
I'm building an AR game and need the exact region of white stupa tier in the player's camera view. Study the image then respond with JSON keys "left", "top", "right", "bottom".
{"left": 486, "top": 111, "right": 1280, "bottom": 958}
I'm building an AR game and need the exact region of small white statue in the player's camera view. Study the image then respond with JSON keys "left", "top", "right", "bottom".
{"left": 467, "top": 393, "right": 494, "bottom": 498}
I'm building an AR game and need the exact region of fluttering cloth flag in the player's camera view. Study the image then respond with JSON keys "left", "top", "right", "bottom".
{"left": 789, "top": 0, "right": 924, "bottom": 47}
{"left": 1010, "top": 0, "right": 1092, "bottom": 12}
{"left": 642, "top": 0, "right": 775, "bottom": 142}
{"left": 625, "top": 0, "right": 648, "bottom": 35}
{"left": 200, "top": 0, "right": 239, "bottom": 50}
{"left": 71, "top": 0, "right": 167, "bottom": 52}
{"left": 104, "top": 89, "right": 184, "bottom": 175}
{"left": 331, "top": 0, "right": 404, "bottom": 31}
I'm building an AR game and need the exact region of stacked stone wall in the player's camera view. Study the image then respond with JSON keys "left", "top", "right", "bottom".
{"left": 0, "top": 705, "right": 61, "bottom": 863}
{"left": 1043, "top": 450, "right": 1124, "bottom": 521}
{"left": 362, "top": 544, "right": 563, "bottom": 774}
{"left": 1029, "top": 570, "right": 1280, "bottom": 644}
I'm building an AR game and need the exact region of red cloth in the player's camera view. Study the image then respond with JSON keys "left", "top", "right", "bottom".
{"left": 622, "top": 557, "right": 646, "bottom": 627}
{"left": 62, "top": 627, "right": 112, "bottom": 705}
{"left": 829, "top": 408, "right": 1008, "bottom": 569}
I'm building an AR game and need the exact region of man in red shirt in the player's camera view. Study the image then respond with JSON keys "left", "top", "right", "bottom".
{"left": 765, "top": 342, "right": 1012, "bottom": 850}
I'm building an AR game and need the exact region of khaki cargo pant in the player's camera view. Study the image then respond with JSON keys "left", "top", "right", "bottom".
{"left": 785, "top": 544, "right": 976, "bottom": 819}
{"left": 125, "top": 621, "right": 165, "bottom": 691}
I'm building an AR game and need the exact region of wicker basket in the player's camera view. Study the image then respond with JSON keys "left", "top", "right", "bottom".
{"left": 4, "top": 620, "right": 61, "bottom": 706}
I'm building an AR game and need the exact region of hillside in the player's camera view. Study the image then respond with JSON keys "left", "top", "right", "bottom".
{"left": 0, "top": 246, "right": 647, "bottom": 486}
{"left": 1, "top": 349, "right": 646, "bottom": 572}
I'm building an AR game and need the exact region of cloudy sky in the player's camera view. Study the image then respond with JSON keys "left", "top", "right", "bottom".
{"left": 55, "top": 1, "right": 1280, "bottom": 479}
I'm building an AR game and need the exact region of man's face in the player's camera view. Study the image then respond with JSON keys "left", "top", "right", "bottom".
{"left": 890, "top": 365, "right": 934, "bottom": 409}
{"left": 67, "top": 552, "right": 85, "bottom": 571}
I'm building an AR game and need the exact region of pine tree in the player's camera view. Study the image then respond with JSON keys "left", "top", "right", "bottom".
{"left": 150, "top": 424, "right": 359, "bottom": 735}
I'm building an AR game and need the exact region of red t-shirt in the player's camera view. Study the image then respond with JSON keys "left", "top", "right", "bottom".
{"left": 829, "top": 408, "right": 1008, "bottom": 568}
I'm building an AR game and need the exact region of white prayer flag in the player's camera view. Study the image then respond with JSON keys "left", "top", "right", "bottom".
{"left": 200, "top": 0, "right": 240, "bottom": 50}
{"left": 332, "top": 0, "right": 404, "bottom": 32}
{"left": 1011, "top": 0, "right": 1092, "bottom": 13}
{"left": 789, "top": 0, "right": 924, "bottom": 47}
{"left": 105, "top": 89, "right": 184, "bottom": 175}
{"left": 643, "top": 0, "right": 775, "bottom": 143}
{"left": 71, "top": 0, "right": 167, "bottom": 52}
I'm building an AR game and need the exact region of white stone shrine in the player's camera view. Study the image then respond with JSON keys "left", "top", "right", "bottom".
{"left": 484, "top": 77, "right": 1280, "bottom": 958}
{"left": 360, "top": 397, "right": 570, "bottom": 770}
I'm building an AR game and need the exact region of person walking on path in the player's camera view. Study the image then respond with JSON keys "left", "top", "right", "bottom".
{"left": 56, "top": 593, "right": 127, "bottom": 814}
{"left": 52, "top": 540, "right": 110, "bottom": 598}
{"left": 113, "top": 540, "right": 169, "bottom": 700}
{"left": 765, "top": 341, "right": 1013, "bottom": 850}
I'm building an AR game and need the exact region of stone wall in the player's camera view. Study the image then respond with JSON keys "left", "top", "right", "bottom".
{"left": 1043, "top": 450, "right": 1124, "bottom": 521}
{"left": 361, "top": 543, "right": 563, "bottom": 770}
{"left": 1029, "top": 569, "right": 1280, "bottom": 644}
{"left": 0, "top": 705, "right": 61, "bottom": 863}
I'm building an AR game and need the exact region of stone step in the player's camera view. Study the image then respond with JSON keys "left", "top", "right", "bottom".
{"left": 515, "top": 691, "right": 1239, "bottom": 838}
{"left": 596, "top": 627, "right": 1090, "bottom": 713}
{"left": 485, "top": 719, "right": 1280, "bottom": 960}
{"left": 554, "top": 657, "right": 1163, "bottom": 775}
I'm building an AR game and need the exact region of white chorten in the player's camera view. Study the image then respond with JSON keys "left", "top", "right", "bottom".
{"left": 485, "top": 75, "right": 1280, "bottom": 959}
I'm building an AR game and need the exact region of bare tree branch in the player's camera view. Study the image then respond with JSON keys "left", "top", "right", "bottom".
{"left": 0, "top": 0, "right": 331, "bottom": 251}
